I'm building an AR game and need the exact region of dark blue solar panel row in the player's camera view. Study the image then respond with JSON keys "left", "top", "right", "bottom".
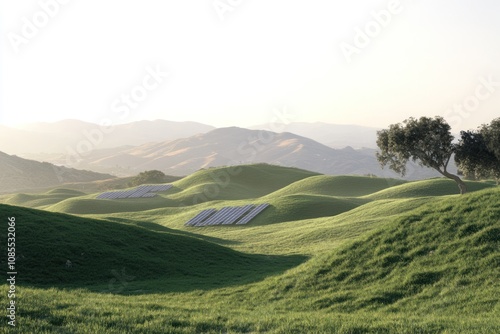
{"left": 235, "top": 203, "right": 270, "bottom": 225}
{"left": 96, "top": 184, "right": 172, "bottom": 200}
{"left": 185, "top": 209, "right": 217, "bottom": 226}
{"left": 185, "top": 203, "right": 269, "bottom": 227}
{"left": 222, "top": 205, "right": 254, "bottom": 225}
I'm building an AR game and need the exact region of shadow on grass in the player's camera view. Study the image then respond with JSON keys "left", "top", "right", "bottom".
{"left": 114, "top": 218, "right": 241, "bottom": 246}
{"left": 21, "top": 253, "right": 308, "bottom": 295}
{"left": 4, "top": 203, "right": 307, "bottom": 296}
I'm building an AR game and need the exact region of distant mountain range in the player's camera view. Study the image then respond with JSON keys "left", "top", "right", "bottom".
{"left": 0, "top": 119, "right": 215, "bottom": 156}
{"left": 250, "top": 122, "right": 379, "bottom": 148}
{"left": 0, "top": 120, "right": 380, "bottom": 161}
{"left": 0, "top": 120, "right": 458, "bottom": 181}
{"left": 0, "top": 151, "right": 114, "bottom": 193}
{"left": 52, "top": 127, "right": 450, "bottom": 179}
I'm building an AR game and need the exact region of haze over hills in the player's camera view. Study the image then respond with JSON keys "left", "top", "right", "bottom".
{"left": 0, "top": 119, "right": 215, "bottom": 157}
{"left": 55, "top": 127, "right": 453, "bottom": 179}
{"left": 0, "top": 151, "right": 115, "bottom": 193}
{"left": 1, "top": 119, "right": 459, "bottom": 180}
{"left": 250, "top": 122, "right": 380, "bottom": 148}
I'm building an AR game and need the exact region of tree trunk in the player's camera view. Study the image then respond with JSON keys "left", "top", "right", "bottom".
{"left": 440, "top": 170, "right": 467, "bottom": 195}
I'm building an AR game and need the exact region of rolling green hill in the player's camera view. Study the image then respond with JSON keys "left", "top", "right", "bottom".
{"left": 264, "top": 175, "right": 406, "bottom": 198}
{"left": 170, "top": 164, "right": 320, "bottom": 199}
{"left": 1, "top": 162, "right": 499, "bottom": 333}
{"left": 41, "top": 164, "right": 320, "bottom": 214}
{"left": 0, "top": 204, "right": 302, "bottom": 289}
{"left": 366, "top": 178, "right": 494, "bottom": 200}
{"left": 5, "top": 188, "right": 86, "bottom": 208}
{"left": 256, "top": 187, "right": 500, "bottom": 317}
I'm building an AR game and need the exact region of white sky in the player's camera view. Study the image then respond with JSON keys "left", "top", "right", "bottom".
{"left": 1, "top": 0, "right": 499, "bottom": 131}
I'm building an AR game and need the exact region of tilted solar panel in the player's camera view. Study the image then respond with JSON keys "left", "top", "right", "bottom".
{"left": 200, "top": 207, "right": 231, "bottom": 226}
{"left": 96, "top": 184, "right": 173, "bottom": 200}
{"left": 186, "top": 209, "right": 217, "bottom": 226}
{"left": 222, "top": 205, "right": 255, "bottom": 225}
{"left": 235, "top": 203, "right": 269, "bottom": 225}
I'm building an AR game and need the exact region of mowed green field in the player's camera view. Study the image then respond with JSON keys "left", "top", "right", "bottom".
{"left": 1, "top": 164, "right": 499, "bottom": 333}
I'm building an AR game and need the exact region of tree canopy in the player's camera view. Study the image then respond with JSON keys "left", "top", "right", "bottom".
{"left": 376, "top": 116, "right": 467, "bottom": 194}
{"left": 455, "top": 119, "right": 500, "bottom": 184}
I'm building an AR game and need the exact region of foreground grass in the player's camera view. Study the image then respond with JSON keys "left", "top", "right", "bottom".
{"left": 2, "top": 285, "right": 499, "bottom": 333}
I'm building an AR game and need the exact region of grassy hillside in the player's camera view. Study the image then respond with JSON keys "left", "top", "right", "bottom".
{"left": 0, "top": 204, "right": 303, "bottom": 289}
{"left": 3, "top": 187, "right": 499, "bottom": 332}
{"left": 264, "top": 175, "right": 406, "bottom": 198}
{"left": 367, "top": 178, "right": 494, "bottom": 200}
{"left": 5, "top": 188, "right": 86, "bottom": 208}
{"left": 171, "top": 164, "right": 319, "bottom": 199}
{"left": 256, "top": 188, "right": 500, "bottom": 318}
{"left": 40, "top": 164, "right": 319, "bottom": 214}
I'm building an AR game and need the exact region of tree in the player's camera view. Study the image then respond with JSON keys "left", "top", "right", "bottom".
{"left": 455, "top": 130, "right": 500, "bottom": 183}
{"left": 376, "top": 116, "right": 467, "bottom": 194}
{"left": 128, "top": 170, "right": 166, "bottom": 187}
{"left": 482, "top": 117, "right": 500, "bottom": 162}
{"left": 455, "top": 118, "right": 500, "bottom": 184}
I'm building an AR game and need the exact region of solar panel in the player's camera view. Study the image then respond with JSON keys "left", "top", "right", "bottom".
{"left": 184, "top": 204, "right": 269, "bottom": 227}
{"left": 148, "top": 184, "right": 172, "bottom": 193}
{"left": 185, "top": 209, "right": 217, "bottom": 226}
{"left": 200, "top": 207, "right": 231, "bottom": 226}
{"left": 218, "top": 206, "right": 241, "bottom": 225}
{"left": 221, "top": 205, "right": 254, "bottom": 225}
{"left": 96, "top": 184, "right": 172, "bottom": 200}
{"left": 213, "top": 207, "right": 236, "bottom": 225}
{"left": 235, "top": 203, "right": 269, "bottom": 225}
{"left": 214, "top": 207, "right": 240, "bottom": 225}
{"left": 128, "top": 186, "right": 151, "bottom": 198}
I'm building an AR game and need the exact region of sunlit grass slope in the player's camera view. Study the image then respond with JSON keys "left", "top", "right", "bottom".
{"left": 367, "top": 178, "right": 494, "bottom": 200}
{"left": 256, "top": 187, "right": 500, "bottom": 317}
{"left": 265, "top": 175, "right": 406, "bottom": 198}
{"left": 43, "top": 164, "right": 319, "bottom": 214}
{"left": 167, "top": 163, "right": 320, "bottom": 203}
{"left": 5, "top": 188, "right": 86, "bottom": 208}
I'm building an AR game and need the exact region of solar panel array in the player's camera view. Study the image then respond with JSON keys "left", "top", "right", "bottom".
{"left": 96, "top": 184, "right": 172, "bottom": 199}
{"left": 185, "top": 203, "right": 269, "bottom": 227}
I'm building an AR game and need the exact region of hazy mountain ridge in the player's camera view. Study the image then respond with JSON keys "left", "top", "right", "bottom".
{"left": 59, "top": 127, "right": 451, "bottom": 179}
{"left": 249, "top": 121, "right": 380, "bottom": 148}
{"left": 0, "top": 119, "right": 216, "bottom": 156}
{"left": 0, "top": 151, "right": 115, "bottom": 193}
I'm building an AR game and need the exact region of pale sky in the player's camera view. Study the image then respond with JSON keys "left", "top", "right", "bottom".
{"left": 1, "top": 0, "right": 499, "bottom": 131}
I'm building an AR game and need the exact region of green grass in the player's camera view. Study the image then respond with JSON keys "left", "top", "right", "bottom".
{"left": 366, "top": 178, "right": 494, "bottom": 200}
{"left": 1, "top": 164, "right": 499, "bottom": 333}
{"left": 265, "top": 175, "right": 407, "bottom": 197}
{"left": 0, "top": 204, "right": 304, "bottom": 290}
{"left": 255, "top": 188, "right": 500, "bottom": 317}
{"left": 5, "top": 188, "right": 86, "bottom": 208}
